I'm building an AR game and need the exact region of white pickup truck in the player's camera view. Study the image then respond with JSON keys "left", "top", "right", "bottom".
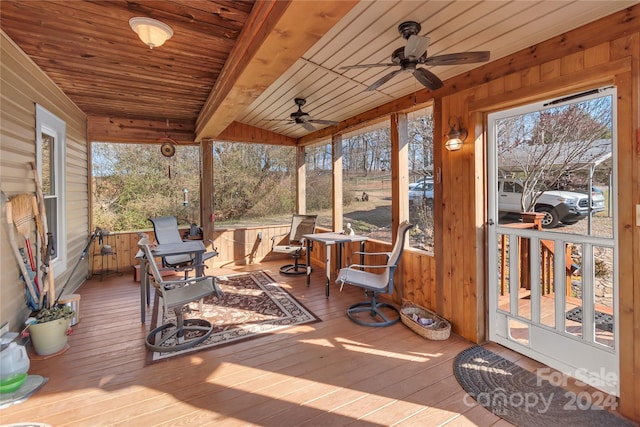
{"left": 498, "top": 179, "right": 605, "bottom": 228}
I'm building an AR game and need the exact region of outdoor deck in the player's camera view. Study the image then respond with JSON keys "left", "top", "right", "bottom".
{"left": 0, "top": 260, "right": 619, "bottom": 426}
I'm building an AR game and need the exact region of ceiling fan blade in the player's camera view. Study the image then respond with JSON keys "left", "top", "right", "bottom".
{"left": 366, "top": 69, "right": 403, "bottom": 91}
{"left": 300, "top": 122, "right": 316, "bottom": 131}
{"left": 340, "top": 63, "right": 396, "bottom": 70}
{"left": 404, "top": 35, "right": 430, "bottom": 59}
{"left": 413, "top": 68, "right": 443, "bottom": 90}
{"left": 309, "top": 119, "right": 338, "bottom": 126}
{"left": 423, "top": 51, "right": 490, "bottom": 66}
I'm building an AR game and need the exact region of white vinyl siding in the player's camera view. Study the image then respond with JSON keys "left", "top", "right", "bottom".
{"left": 1, "top": 30, "right": 88, "bottom": 331}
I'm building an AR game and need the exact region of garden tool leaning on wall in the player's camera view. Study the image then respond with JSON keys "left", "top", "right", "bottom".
{"left": 30, "top": 162, "right": 56, "bottom": 308}
{"left": 2, "top": 191, "right": 41, "bottom": 311}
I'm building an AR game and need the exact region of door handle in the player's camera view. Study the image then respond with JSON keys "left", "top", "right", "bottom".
{"left": 487, "top": 219, "right": 495, "bottom": 226}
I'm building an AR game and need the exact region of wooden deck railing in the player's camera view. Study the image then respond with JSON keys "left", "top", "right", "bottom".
{"left": 499, "top": 214, "right": 573, "bottom": 297}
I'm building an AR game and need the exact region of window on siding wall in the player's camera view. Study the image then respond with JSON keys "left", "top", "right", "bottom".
{"left": 36, "top": 104, "right": 66, "bottom": 272}
{"left": 408, "top": 107, "right": 435, "bottom": 252}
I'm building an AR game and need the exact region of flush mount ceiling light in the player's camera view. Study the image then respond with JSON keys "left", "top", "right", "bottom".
{"left": 129, "top": 17, "right": 173, "bottom": 49}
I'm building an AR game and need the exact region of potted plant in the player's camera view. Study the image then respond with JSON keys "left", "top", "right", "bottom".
{"left": 26, "top": 304, "right": 74, "bottom": 356}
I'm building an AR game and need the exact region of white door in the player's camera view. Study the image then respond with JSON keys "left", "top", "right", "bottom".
{"left": 487, "top": 87, "right": 619, "bottom": 396}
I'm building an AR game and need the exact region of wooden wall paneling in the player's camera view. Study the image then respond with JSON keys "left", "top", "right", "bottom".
{"left": 460, "top": 92, "right": 477, "bottom": 340}
{"left": 433, "top": 98, "right": 446, "bottom": 321}
{"left": 448, "top": 92, "right": 469, "bottom": 338}
{"left": 584, "top": 42, "right": 611, "bottom": 67}
{"left": 396, "top": 247, "right": 412, "bottom": 303}
{"left": 503, "top": 73, "right": 522, "bottom": 92}
{"left": 614, "top": 69, "right": 639, "bottom": 420}
{"left": 560, "top": 51, "right": 585, "bottom": 75}
{"left": 540, "top": 59, "right": 562, "bottom": 82}
{"left": 611, "top": 32, "right": 640, "bottom": 420}
{"left": 469, "top": 59, "right": 628, "bottom": 114}
{"left": 472, "top": 110, "right": 488, "bottom": 343}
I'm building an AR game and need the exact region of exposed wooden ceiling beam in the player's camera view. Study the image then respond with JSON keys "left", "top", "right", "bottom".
{"left": 217, "top": 121, "right": 297, "bottom": 146}
{"left": 195, "top": 0, "right": 358, "bottom": 141}
{"left": 87, "top": 116, "right": 195, "bottom": 145}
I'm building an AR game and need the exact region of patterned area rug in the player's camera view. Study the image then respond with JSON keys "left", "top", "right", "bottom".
{"left": 148, "top": 271, "right": 320, "bottom": 363}
{"left": 453, "top": 346, "right": 633, "bottom": 427}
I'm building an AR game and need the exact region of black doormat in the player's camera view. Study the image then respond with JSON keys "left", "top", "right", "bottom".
{"left": 453, "top": 346, "right": 633, "bottom": 427}
{"left": 565, "top": 307, "right": 613, "bottom": 332}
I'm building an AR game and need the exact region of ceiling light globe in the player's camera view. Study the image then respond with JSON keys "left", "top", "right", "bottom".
{"left": 129, "top": 17, "right": 173, "bottom": 49}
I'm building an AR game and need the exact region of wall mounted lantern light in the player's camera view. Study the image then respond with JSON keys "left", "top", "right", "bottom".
{"left": 129, "top": 17, "right": 173, "bottom": 49}
{"left": 445, "top": 116, "right": 467, "bottom": 151}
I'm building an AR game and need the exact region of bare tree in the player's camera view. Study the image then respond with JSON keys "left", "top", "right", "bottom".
{"left": 497, "top": 96, "right": 611, "bottom": 211}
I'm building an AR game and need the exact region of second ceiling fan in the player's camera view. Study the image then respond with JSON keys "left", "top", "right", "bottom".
{"left": 341, "top": 21, "right": 490, "bottom": 91}
{"left": 269, "top": 98, "right": 338, "bottom": 131}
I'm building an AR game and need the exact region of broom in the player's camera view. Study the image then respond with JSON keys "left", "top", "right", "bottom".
{"left": 4, "top": 197, "right": 39, "bottom": 308}
{"left": 9, "top": 193, "right": 42, "bottom": 297}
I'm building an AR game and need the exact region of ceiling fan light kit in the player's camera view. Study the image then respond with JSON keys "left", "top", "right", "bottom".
{"left": 341, "top": 20, "right": 490, "bottom": 91}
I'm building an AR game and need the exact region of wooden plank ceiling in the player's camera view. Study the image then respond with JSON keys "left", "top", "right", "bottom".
{"left": 1, "top": 0, "right": 255, "bottom": 142}
{"left": 1, "top": 0, "right": 637, "bottom": 145}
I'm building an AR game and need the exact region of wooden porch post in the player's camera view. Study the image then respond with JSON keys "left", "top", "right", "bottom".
{"left": 390, "top": 112, "right": 409, "bottom": 236}
{"left": 200, "top": 139, "right": 214, "bottom": 247}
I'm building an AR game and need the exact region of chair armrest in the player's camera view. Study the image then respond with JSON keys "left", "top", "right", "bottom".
{"left": 353, "top": 251, "right": 391, "bottom": 257}
{"left": 344, "top": 264, "right": 390, "bottom": 271}
{"left": 271, "top": 231, "right": 289, "bottom": 240}
{"left": 160, "top": 274, "right": 215, "bottom": 287}
{"left": 349, "top": 251, "right": 391, "bottom": 266}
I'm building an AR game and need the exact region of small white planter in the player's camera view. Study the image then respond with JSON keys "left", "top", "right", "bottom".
{"left": 29, "top": 318, "right": 71, "bottom": 356}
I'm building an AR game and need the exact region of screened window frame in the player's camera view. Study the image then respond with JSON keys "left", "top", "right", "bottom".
{"left": 35, "top": 104, "right": 67, "bottom": 275}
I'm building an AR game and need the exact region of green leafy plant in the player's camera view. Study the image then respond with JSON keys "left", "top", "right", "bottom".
{"left": 33, "top": 304, "right": 74, "bottom": 323}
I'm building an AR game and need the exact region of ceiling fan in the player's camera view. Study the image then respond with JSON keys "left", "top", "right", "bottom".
{"left": 268, "top": 98, "right": 338, "bottom": 131}
{"left": 341, "top": 21, "right": 490, "bottom": 92}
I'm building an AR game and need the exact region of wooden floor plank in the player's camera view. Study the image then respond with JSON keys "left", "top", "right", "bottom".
{"left": 3, "top": 259, "right": 624, "bottom": 426}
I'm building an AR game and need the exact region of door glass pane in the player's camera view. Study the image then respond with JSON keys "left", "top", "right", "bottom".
{"left": 495, "top": 95, "right": 612, "bottom": 235}
{"left": 497, "top": 233, "right": 510, "bottom": 313}
{"left": 594, "top": 246, "right": 614, "bottom": 348}
{"left": 565, "top": 243, "right": 584, "bottom": 339}
{"left": 509, "top": 318, "right": 529, "bottom": 346}
{"left": 516, "top": 235, "right": 532, "bottom": 320}
{"left": 538, "top": 240, "right": 556, "bottom": 328}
